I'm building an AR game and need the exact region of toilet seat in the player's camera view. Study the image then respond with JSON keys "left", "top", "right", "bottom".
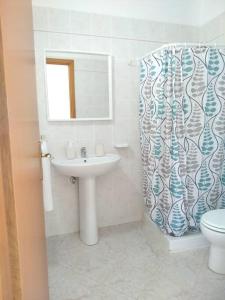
{"left": 201, "top": 221, "right": 225, "bottom": 233}
{"left": 201, "top": 209, "right": 225, "bottom": 233}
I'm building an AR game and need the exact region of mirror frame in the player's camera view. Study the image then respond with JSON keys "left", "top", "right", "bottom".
{"left": 44, "top": 49, "right": 113, "bottom": 122}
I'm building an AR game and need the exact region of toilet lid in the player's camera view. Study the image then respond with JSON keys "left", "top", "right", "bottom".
{"left": 201, "top": 209, "right": 225, "bottom": 231}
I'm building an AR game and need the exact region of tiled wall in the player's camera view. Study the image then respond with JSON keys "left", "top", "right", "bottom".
{"left": 33, "top": 6, "right": 199, "bottom": 237}
{"left": 200, "top": 11, "right": 225, "bottom": 44}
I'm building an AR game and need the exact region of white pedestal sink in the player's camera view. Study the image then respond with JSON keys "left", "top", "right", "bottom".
{"left": 52, "top": 154, "right": 120, "bottom": 245}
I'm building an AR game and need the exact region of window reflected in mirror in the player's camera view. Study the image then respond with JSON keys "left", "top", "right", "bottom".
{"left": 46, "top": 58, "right": 75, "bottom": 119}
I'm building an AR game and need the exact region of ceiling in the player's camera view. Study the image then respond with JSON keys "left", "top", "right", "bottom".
{"left": 32, "top": 0, "right": 225, "bottom": 27}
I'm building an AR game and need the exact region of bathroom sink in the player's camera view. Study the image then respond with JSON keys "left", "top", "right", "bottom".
{"left": 51, "top": 154, "right": 120, "bottom": 178}
{"left": 52, "top": 153, "right": 120, "bottom": 246}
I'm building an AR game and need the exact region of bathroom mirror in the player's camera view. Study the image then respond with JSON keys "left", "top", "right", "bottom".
{"left": 45, "top": 50, "right": 113, "bottom": 121}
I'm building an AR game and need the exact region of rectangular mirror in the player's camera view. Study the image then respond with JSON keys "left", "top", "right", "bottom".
{"left": 45, "top": 50, "right": 113, "bottom": 121}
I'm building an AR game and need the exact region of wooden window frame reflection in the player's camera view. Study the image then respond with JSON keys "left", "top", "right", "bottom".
{"left": 46, "top": 58, "right": 76, "bottom": 118}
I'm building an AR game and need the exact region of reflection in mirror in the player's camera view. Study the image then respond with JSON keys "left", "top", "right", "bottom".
{"left": 46, "top": 58, "right": 75, "bottom": 119}
{"left": 45, "top": 51, "right": 112, "bottom": 121}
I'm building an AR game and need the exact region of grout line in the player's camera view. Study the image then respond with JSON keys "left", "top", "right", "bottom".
{"left": 207, "top": 33, "right": 225, "bottom": 43}
{"left": 33, "top": 28, "right": 167, "bottom": 45}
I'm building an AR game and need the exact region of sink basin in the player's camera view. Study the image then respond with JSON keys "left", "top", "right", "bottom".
{"left": 52, "top": 153, "right": 120, "bottom": 246}
{"left": 51, "top": 154, "right": 120, "bottom": 178}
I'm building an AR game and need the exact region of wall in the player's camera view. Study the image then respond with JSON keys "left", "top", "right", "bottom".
{"left": 33, "top": 6, "right": 199, "bottom": 237}
{"left": 31, "top": 0, "right": 225, "bottom": 27}
{"left": 200, "top": 11, "right": 225, "bottom": 44}
{"left": 31, "top": 0, "right": 201, "bottom": 26}
{"left": 198, "top": 0, "right": 225, "bottom": 28}
{"left": 0, "top": 1, "right": 49, "bottom": 299}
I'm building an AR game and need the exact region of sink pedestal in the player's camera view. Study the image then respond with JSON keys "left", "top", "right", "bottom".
{"left": 79, "top": 177, "right": 98, "bottom": 245}
{"left": 52, "top": 154, "right": 120, "bottom": 246}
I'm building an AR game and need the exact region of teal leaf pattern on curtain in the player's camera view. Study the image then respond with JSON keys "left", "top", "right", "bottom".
{"left": 139, "top": 46, "right": 225, "bottom": 236}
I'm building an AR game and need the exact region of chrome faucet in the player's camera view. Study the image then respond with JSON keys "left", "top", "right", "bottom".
{"left": 81, "top": 147, "right": 87, "bottom": 158}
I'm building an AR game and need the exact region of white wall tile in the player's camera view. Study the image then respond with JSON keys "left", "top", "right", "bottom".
{"left": 90, "top": 14, "right": 112, "bottom": 36}
{"left": 48, "top": 8, "right": 71, "bottom": 33}
{"left": 89, "top": 36, "right": 112, "bottom": 54}
{"left": 210, "top": 34, "right": 225, "bottom": 44}
{"left": 200, "top": 11, "right": 225, "bottom": 44}
{"left": 93, "top": 123, "right": 114, "bottom": 152}
{"left": 111, "top": 39, "right": 131, "bottom": 59}
{"left": 70, "top": 11, "right": 90, "bottom": 34}
{"left": 70, "top": 35, "right": 91, "bottom": 52}
{"left": 32, "top": 6, "right": 49, "bottom": 31}
{"left": 111, "top": 16, "right": 133, "bottom": 39}
{"left": 48, "top": 32, "right": 72, "bottom": 50}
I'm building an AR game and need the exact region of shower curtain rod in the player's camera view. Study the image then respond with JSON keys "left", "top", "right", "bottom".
{"left": 138, "top": 42, "right": 225, "bottom": 61}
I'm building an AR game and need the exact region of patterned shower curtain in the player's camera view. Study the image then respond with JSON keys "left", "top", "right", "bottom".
{"left": 139, "top": 45, "right": 225, "bottom": 237}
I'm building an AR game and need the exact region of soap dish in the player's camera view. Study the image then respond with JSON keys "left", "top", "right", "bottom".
{"left": 114, "top": 143, "right": 129, "bottom": 149}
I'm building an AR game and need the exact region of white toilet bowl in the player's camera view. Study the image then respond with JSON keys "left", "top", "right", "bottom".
{"left": 200, "top": 209, "right": 225, "bottom": 274}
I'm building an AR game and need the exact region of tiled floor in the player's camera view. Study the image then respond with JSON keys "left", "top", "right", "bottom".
{"left": 47, "top": 222, "right": 225, "bottom": 300}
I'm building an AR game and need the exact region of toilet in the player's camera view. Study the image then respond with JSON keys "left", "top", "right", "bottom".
{"left": 200, "top": 209, "right": 225, "bottom": 274}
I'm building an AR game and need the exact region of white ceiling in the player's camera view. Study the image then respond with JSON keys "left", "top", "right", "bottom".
{"left": 32, "top": 0, "right": 225, "bottom": 27}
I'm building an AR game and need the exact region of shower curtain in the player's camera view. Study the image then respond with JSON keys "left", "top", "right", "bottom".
{"left": 139, "top": 45, "right": 225, "bottom": 236}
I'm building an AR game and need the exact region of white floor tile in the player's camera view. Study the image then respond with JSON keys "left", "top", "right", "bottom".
{"left": 47, "top": 222, "right": 225, "bottom": 300}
